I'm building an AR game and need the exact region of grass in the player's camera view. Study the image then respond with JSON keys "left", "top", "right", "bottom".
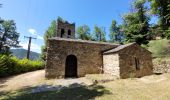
{"left": 147, "top": 39, "right": 170, "bottom": 58}
{"left": 1, "top": 73, "right": 170, "bottom": 100}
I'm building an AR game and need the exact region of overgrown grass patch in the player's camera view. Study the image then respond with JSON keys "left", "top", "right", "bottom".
{"left": 147, "top": 39, "right": 170, "bottom": 58}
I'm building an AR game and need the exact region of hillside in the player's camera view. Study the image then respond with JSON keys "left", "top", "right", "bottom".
{"left": 147, "top": 39, "right": 170, "bottom": 59}
{"left": 11, "top": 49, "right": 40, "bottom": 60}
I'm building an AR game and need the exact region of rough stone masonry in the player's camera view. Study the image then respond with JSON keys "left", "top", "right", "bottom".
{"left": 45, "top": 19, "right": 153, "bottom": 79}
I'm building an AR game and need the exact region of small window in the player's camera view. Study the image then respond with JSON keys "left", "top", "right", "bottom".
{"left": 135, "top": 57, "right": 140, "bottom": 70}
{"left": 61, "top": 29, "right": 65, "bottom": 38}
{"left": 68, "top": 30, "right": 71, "bottom": 38}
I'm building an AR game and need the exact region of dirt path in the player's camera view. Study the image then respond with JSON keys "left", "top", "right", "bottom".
{"left": 0, "top": 70, "right": 92, "bottom": 92}
{"left": 0, "top": 70, "right": 45, "bottom": 91}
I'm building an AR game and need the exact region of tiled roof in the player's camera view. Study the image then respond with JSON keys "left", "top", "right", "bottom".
{"left": 103, "top": 43, "right": 136, "bottom": 54}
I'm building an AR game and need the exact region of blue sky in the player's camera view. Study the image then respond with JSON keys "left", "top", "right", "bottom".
{"left": 1, "top": 0, "right": 132, "bottom": 53}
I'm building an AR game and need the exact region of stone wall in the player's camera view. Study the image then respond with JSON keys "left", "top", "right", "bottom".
{"left": 45, "top": 38, "right": 118, "bottom": 79}
{"left": 153, "top": 60, "right": 170, "bottom": 73}
{"left": 119, "top": 44, "right": 153, "bottom": 78}
{"left": 103, "top": 54, "right": 120, "bottom": 78}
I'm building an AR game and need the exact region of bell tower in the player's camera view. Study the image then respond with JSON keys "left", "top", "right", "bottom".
{"left": 56, "top": 19, "right": 75, "bottom": 39}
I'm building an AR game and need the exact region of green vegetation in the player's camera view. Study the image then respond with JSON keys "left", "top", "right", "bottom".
{"left": 109, "top": 20, "right": 124, "bottom": 43}
{"left": 76, "top": 25, "right": 91, "bottom": 40}
{"left": 92, "top": 25, "right": 106, "bottom": 42}
{"left": 0, "top": 55, "right": 44, "bottom": 77}
{"left": 0, "top": 19, "right": 20, "bottom": 54}
{"left": 41, "top": 20, "right": 57, "bottom": 60}
{"left": 149, "top": 0, "right": 170, "bottom": 31}
{"left": 0, "top": 18, "right": 44, "bottom": 77}
{"left": 44, "top": 0, "right": 170, "bottom": 46}
{"left": 122, "top": 0, "right": 150, "bottom": 45}
{"left": 147, "top": 39, "right": 170, "bottom": 58}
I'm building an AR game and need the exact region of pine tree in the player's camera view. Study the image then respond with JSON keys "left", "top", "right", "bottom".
{"left": 122, "top": 0, "right": 150, "bottom": 45}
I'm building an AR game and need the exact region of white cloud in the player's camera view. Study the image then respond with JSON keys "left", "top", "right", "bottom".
{"left": 28, "top": 28, "right": 37, "bottom": 35}
{"left": 28, "top": 28, "right": 44, "bottom": 40}
{"left": 37, "top": 36, "right": 44, "bottom": 40}
{"left": 20, "top": 42, "right": 41, "bottom": 53}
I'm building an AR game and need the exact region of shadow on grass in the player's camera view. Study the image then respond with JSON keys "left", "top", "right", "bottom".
{"left": 2, "top": 84, "right": 112, "bottom": 100}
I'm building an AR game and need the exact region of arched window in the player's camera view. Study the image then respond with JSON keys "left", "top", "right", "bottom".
{"left": 68, "top": 30, "right": 71, "bottom": 38}
{"left": 61, "top": 29, "right": 65, "bottom": 38}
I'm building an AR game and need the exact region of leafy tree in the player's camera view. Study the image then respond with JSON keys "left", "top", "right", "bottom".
{"left": 122, "top": 0, "right": 150, "bottom": 45}
{"left": 164, "top": 4, "right": 170, "bottom": 38}
{"left": 0, "top": 19, "right": 20, "bottom": 54}
{"left": 149, "top": 0, "right": 170, "bottom": 31}
{"left": 150, "top": 24, "right": 164, "bottom": 39}
{"left": 109, "top": 20, "right": 124, "bottom": 43}
{"left": 44, "top": 20, "right": 57, "bottom": 46}
{"left": 41, "top": 20, "right": 57, "bottom": 60}
{"left": 92, "top": 25, "right": 106, "bottom": 42}
{"left": 165, "top": 4, "right": 170, "bottom": 23}
{"left": 76, "top": 25, "right": 92, "bottom": 40}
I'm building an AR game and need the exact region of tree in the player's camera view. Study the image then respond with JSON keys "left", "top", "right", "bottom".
{"left": 92, "top": 25, "right": 106, "bottom": 42}
{"left": 109, "top": 20, "right": 124, "bottom": 43}
{"left": 76, "top": 25, "right": 92, "bottom": 40}
{"left": 41, "top": 20, "right": 57, "bottom": 60}
{"left": 109, "top": 20, "right": 117, "bottom": 42}
{"left": 0, "top": 19, "right": 20, "bottom": 54}
{"left": 122, "top": 0, "right": 150, "bottom": 45}
{"left": 164, "top": 4, "right": 170, "bottom": 38}
{"left": 44, "top": 20, "right": 57, "bottom": 46}
{"left": 149, "top": 0, "right": 170, "bottom": 31}
{"left": 165, "top": 4, "right": 170, "bottom": 23}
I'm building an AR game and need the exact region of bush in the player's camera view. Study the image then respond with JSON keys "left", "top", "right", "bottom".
{"left": 0, "top": 55, "right": 44, "bottom": 77}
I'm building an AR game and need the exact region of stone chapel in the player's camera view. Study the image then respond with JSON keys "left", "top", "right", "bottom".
{"left": 45, "top": 19, "right": 153, "bottom": 79}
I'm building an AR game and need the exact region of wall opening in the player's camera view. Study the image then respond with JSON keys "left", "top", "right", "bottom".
{"left": 65, "top": 55, "right": 77, "bottom": 78}
{"left": 67, "top": 30, "right": 71, "bottom": 38}
{"left": 135, "top": 57, "right": 140, "bottom": 70}
{"left": 61, "top": 29, "right": 65, "bottom": 38}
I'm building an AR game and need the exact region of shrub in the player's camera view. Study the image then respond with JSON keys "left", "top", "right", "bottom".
{"left": 0, "top": 55, "right": 44, "bottom": 77}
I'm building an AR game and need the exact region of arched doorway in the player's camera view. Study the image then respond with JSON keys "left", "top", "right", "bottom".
{"left": 65, "top": 55, "right": 77, "bottom": 78}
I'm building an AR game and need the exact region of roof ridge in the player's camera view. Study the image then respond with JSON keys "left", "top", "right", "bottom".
{"left": 103, "top": 42, "right": 137, "bottom": 54}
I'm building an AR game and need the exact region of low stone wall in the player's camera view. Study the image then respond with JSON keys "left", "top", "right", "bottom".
{"left": 153, "top": 60, "right": 170, "bottom": 73}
